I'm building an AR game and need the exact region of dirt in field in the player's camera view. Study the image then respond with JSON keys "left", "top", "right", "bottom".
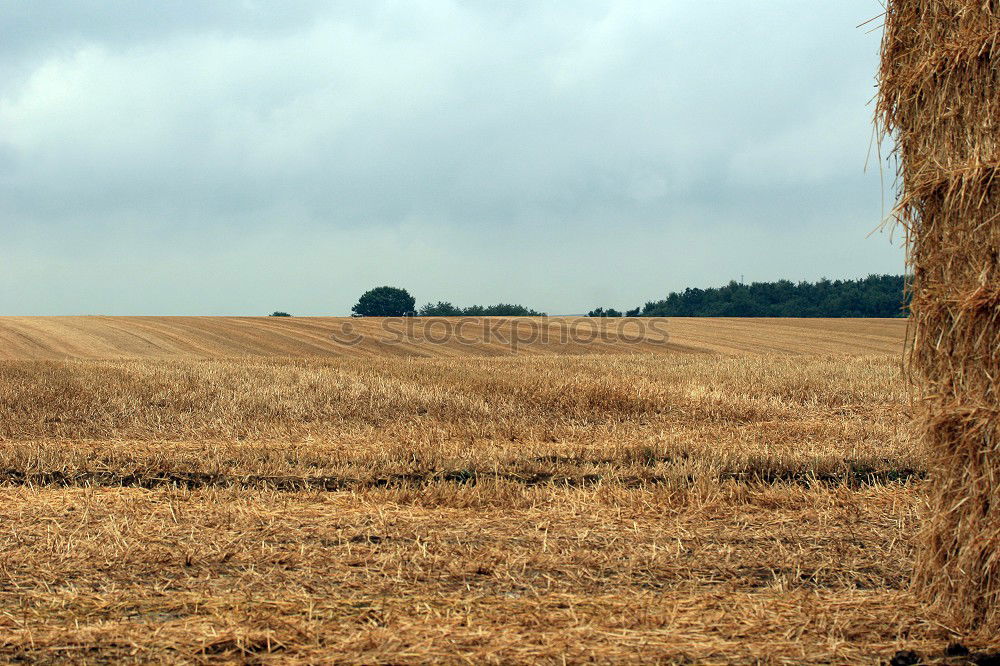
{"left": 890, "top": 644, "right": 1000, "bottom": 665}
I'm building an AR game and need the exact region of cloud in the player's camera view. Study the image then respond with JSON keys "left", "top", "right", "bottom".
{"left": 0, "top": 0, "right": 902, "bottom": 315}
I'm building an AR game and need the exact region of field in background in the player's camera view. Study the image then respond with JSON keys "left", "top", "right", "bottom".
{"left": 1, "top": 317, "right": 989, "bottom": 663}
{"left": 0, "top": 315, "right": 906, "bottom": 359}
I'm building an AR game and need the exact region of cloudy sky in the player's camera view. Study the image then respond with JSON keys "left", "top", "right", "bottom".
{"left": 0, "top": 1, "right": 901, "bottom": 316}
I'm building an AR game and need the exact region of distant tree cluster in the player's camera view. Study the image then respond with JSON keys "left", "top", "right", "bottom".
{"left": 269, "top": 311, "right": 292, "bottom": 317}
{"left": 630, "top": 275, "right": 908, "bottom": 318}
{"left": 418, "top": 301, "right": 545, "bottom": 317}
{"left": 349, "top": 288, "right": 545, "bottom": 317}
{"left": 586, "top": 307, "right": 623, "bottom": 317}
{"left": 587, "top": 306, "right": 642, "bottom": 317}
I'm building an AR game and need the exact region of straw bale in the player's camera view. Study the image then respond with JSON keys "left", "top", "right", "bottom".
{"left": 877, "top": 0, "right": 1000, "bottom": 631}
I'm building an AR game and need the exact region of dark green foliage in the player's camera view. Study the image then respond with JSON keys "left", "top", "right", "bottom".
{"left": 636, "top": 275, "right": 909, "bottom": 317}
{"left": 418, "top": 302, "right": 545, "bottom": 316}
{"left": 352, "top": 286, "right": 417, "bottom": 317}
{"left": 625, "top": 307, "right": 641, "bottom": 317}
{"left": 418, "top": 301, "right": 465, "bottom": 316}
{"left": 269, "top": 312, "right": 292, "bottom": 317}
{"left": 478, "top": 303, "right": 545, "bottom": 316}
{"left": 587, "top": 307, "right": 622, "bottom": 317}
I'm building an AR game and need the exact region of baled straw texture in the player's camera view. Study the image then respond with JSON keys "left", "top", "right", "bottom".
{"left": 877, "top": 0, "right": 1000, "bottom": 631}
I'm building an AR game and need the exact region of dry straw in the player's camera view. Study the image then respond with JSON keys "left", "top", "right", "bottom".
{"left": 877, "top": 0, "right": 1000, "bottom": 631}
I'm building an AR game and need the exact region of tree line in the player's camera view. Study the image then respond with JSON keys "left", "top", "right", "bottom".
{"left": 417, "top": 301, "right": 544, "bottom": 317}
{"left": 271, "top": 275, "right": 909, "bottom": 318}
{"left": 334, "top": 287, "right": 545, "bottom": 317}
{"left": 589, "top": 274, "right": 908, "bottom": 318}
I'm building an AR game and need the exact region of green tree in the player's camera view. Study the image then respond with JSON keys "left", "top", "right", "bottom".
{"left": 351, "top": 286, "right": 416, "bottom": 317}
{"left": 269, "top": 311, "right": 292, "bottom": 317}
{"left": 419, "top": 301, "right": 464, "bottom": 316}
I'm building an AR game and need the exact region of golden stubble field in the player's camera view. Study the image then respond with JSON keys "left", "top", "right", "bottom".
{"left": 1, "top": 316, "right": 991, "bottom": 663}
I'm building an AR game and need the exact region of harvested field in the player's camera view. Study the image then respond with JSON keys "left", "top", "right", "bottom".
{"left": 1, "top": 317, "right": 993, "bottom": 663}
{"left": 0, "top": 315, "right": 906, "bottom": 360}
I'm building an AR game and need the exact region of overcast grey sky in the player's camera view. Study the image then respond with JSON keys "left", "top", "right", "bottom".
{"left": 0, "top": 1, "right": 901, "bottom": 316}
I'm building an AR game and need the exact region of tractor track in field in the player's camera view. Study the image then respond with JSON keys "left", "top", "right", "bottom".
{"left": 0, "top": 465, "right": 926, "bottom": 492}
